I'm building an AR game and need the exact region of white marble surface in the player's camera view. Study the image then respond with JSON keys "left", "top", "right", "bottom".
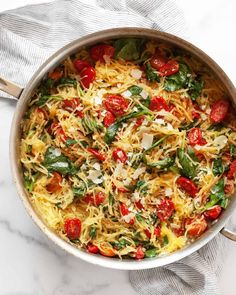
{"left": 0, "top": 0, "right": 236, "bottom": 294}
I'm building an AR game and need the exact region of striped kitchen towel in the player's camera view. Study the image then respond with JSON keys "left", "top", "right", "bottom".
{"left": 0, "top": 0, "right": 229, "bottom": 294}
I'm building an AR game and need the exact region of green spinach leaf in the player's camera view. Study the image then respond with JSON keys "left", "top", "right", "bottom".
{"left": 177, "top": 148, "right": 197, "bottom": 179}
{"left": 213, "top": 158, "right": 224, "bottom": 176}
{"left": 188, "top": 77, "right": 204, "bottom": 101}
{"left": 145, "top": 62, "right": 160, "bottom": 82}
{"left": 164, "top": 63, "right": 190, "bottom": 91}
{"left": 204, "top": 179, "right": 227, "bottom": 210}
{"left": 114, "top": 38, "right": 146, "bottom": 60}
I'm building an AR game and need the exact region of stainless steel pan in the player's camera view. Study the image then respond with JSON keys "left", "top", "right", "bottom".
{"left": 1, "top": 28, "right": 236, "bottom": 270}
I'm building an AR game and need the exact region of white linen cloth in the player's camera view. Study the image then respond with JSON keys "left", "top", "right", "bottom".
{"left": 0, "top": 1, "right": 230, "bottom": 294}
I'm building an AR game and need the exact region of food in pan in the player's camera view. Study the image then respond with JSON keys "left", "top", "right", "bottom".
{"left": 20, "top": 38, "right": 236, "bottom": 259}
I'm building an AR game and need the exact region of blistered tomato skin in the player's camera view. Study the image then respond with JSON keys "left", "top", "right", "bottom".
{"left": 156, "top": 198, "right": 175, "bottom": 221}
{"left": 210, "top": 99, "right": 229, "bottom": 123}
{"left": 103, "top": 111, "right": 115, "bottom": 127}
{"left": 188, "top": 128, "right": 206, "bottom": 146}
{"left": 64, "top": 218, "right": 81, "bottom": 240}
{"left": 80, "top": 66, "right": 96, "bottom": 89}
{"left": 73, "top": 59, "right": 91, "bottom": 72}
{"left": 104, "top": 94, "right": 128, "bottom": 117}
{"left": 90, "top": 44, "right": 115, "bottom": 62}
{"left": 84, "top": 192, "right": 105, "bottom": 206}
{"left": 159, "top": 60, "right": 179, "bottom": 76}
{"left": 150, "top": 54, "right": 166, "bottom": 70}
{"left": 149, "top": 96, "right": 169, "bottom": 112}
{"left": 185, "top": 216, "right": 207, "bottom": 237}
{"left": 204, "top": 205, "right": 222, "bottom": 220}
{"left": 176, "top": 177, "right": 198, "bottom": 197}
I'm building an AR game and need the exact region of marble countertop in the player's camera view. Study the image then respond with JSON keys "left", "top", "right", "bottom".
{"left": 0, "top": 1, "right": 236, "bottom": 294}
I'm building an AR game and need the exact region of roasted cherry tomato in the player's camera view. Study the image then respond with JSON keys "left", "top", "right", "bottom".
{"left": 159, "top": 60, "right": 179, "bottom": 76}
{"left": 176, "top": 177, "right": 198, "bottom": 197}
{"left": 135, "top": 200, "right": 144, "bottom": 210}
{"left": 99, "top": 243, "right": 116, "bottom": 257}
{"left": 227, "top": 159, "right": 236, "bottom": 179}
{"left": 135, "top": 115, "right": 145, "bottom": 127}
{"left": 112, "top": 148, "right": 128, "bottom": 163}
{"left": 87, "top": 148, "right": 106, "bottom": 161}
{"left": 87, "top": 244, "right": 99, "bottom": 254}
{"left": 120, "top": 203, "right": 134, "bottom": 224}
{"left": 64, "top": 218, "right": 81, "bottom": 240}
{"left": 204, "top": 205, "right": 222, "bottom": 220}
{"left": 210, "top": 99, "right": 229, "bottom": 123}
{"left": 62, "top": 97, "right": 80, "bottom": 112}
{"left": 103, "top": 111, "right": 116, "bottom": 127}
{"left": 150, "top": 54, "right": 166, "bottom": 70}
{"left": 144, "top": 229, "right": 151, "bottom": 239}
{"left": 135, "top": 245, "right": 145, "bottom": 260}
{"left": 185, "top": 215, "right": 207, "bottom": 237}
{"left": 73, "top": 59, "right": 91, "bottom": 72}
{"left": 48, "top": 70, "right": 63, "bottom": 80}
{"left": 156, "top": 198, "right": 175, "bottom": 221}
{"left": 80, "top": 66, "right": 96, "bottom": 89}
{"left": 154, "top": 226, "right": 161, "bottom": 237}
{"left": 224, "top": 179, "right": 235, "bottom": 195}
{"left": 173, "top": 227, "right": 184, "bottom": 237}
{"left": 90, "top": 44, "right": 115, "bottom": 62}
{"left": 188, "top": 128, "right": 206, "bottom": 146}
{"left": 46, "top": 172, "right": 62, "bottom": 193}
{"left": 36, "top": 107, "right": 48, "bottom": 119}
{"left": 192, "top": 111, "right": 200, "bottom": 119}
{"left": 104, "top": 94, "right": 128, "bottom": 117}
{"left": 84, "top": 192, "right": 105, "bottom": 206}
{"left": 149, "top": 96, "right": 169, "bottom": 112}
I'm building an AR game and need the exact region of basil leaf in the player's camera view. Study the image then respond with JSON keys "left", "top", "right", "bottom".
{"left": 57, "top": 77, "right": 77, "bottom": 87}
{"left": 144, "top": 157, "right": 175, "bottom": 169}
{"left": 204, "top": 179, "right": 226, "bottom": 210}
{"left": 43, "top": 147, "right": 77, "bottom": 175}
{"left": 177, "top": 148, "right": 197, "bottom": 179}
{"left": 136, "top": 213, "right": 144, "bottom": 222}
{"left": 104, "top": 122, "right": 121, "bottom": 144}
{"left": 188, "top": 77, "right": 204, "bottom": 100}
{"left": 112, "top": 239, "right": 131, "bottom": 250}
{"left": 23, "top": 173, "right": 39, "bottom": 192}
{"left": 35, "top": 95, "right": 62, "bottom": 107}
{"left": 164, "top": 63, "right": 190, "bottom": 91}
{"left": 38, "top": 78, "right": 54, "bottom": 96}
{"left": 66, "top": 139, "right": 77, "bottom": 146}
{"left": 145, "top": 62, "right": 160, "bottom": 82}
{"left": 128, "top": 85, "right": 143, "bottom": 96}
{"left": 187, "top": 147, "right": 199, "bottom": 162}
{"left": 114, "top": 38, "right": 146, "bottom": 60}
{"left": 145, "top": 248, "right": 157, "bottom": 258}
{"left": 213, "top": 158, "right": 224, "bottom": 176}
{"left": 89, "top": 226, "right": 97, "bottom": 238}
{"left": 163, "top": 235, "right": 169, "bottom": 246}
{"left": 73, "top": 185, "right": 87, "bottom": 197}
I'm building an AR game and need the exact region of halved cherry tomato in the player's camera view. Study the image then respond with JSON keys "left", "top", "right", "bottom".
{"left": 159, "top": 60, "right": 179, "bottom": 76}
{"left": 48, "top": 70, "right": 63, "bottom": 80}
{"left": 103, "top": 111, "right": 115, "bottom": 127}
{"left": 64, "top": 218, "right": 81, "bottom": 240}
{"left": 185, "top": 215, "right": 207, "bottom": 237}
{"left": 192, "top": 111, "right": 200, "bottom": 119}
{"left": 46, "top": 172, "right": 62, "bottom": 193}
{"left": 227, "top": 159, "right": 236, "bottom": 179}
{"left": 210, "top": 99, "right": 229, "bottom": 123}
{"left": 80, "top": 66, "right": 96, "bottom": 89}
{"left": 204, "top": 205, "right": 222, "bottom": 220}
{"left": 99, "top": 243, "right": 116, "bottom": 257}
{"left": 144, "top": 229, "right": 151, "bottom": 239}
{"left": 135, "top": 245, "right": 145, "bottom": 260}
{"left": 150, "top": 54, "right": 166, "bottom": 70}
{"left": 149, "top": 96, "right": 169, "bottom": 112}
{"left": 90, "top": 44, "right": 115, "bottom": 62}
{"left": 87, "top": 244, "right": 99, "bottom": 254}
{"left": 36, "top": 107, "right": 48, "bottom": 119}
{"left": 104, "top": 94, "right": 128, "bottom": 117}
{"left": 135, "top": 115, "right": 145, "bottom": 127}
{"left": 176, "top": 177, "right": 198, "bottom": 197}
{"left": 84, "top": 192, "right": 105, "bottom": 206}
{"left": 120, "top": 203, "right": 134, "bottom": 224}
{"left": 49, "top": 122, "right": 68, "bottom": 143}
{"left": 112, "top": 148, "right": 128, "bottom": 163}
{"left": 73, "top": 59, "right": 91, "bottom": 72}
{"left": 173, "top": 227, "right": 184, "bottom": 237}
{"left": 87, "top": 148, "right": 106, "bottom": 161}
{"left": 145, "top": 227, "right": 161, "bottom": 239}
{"left": 62, "top": 97, "right": 80, "bottom": 112}
{"left": 188, "top": 128, "right": 206, "bottom": 146}
{"left": 135, "top": 200, "right": 144, "bottom": 210}
{"left": 156, "top": 198, "right": 175, "bottom": 221}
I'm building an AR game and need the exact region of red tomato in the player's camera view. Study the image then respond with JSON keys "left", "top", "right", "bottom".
{"left": 62, "top": 97, "right": 80, "bottom": 112}
{"left": 185, "top": 215, "right": 207, "bottom": 237}
{"left": 49, "top": 122, "right": 68, "bottom": 143}
{"left": 87, "top": 148, "right": 106, "bottom": 161}
{"left": 99, "top": 243, "right": 116, "bottom": 257}
{"left": 135, "top": 115, "right": 145, "bottom": 127}
{"left": 46, "top": 172, "right": 62, "bottom": 193}
{"left": 227, "top": 159, "right": 236, "bottom": 179}
{"left": 224, "top": 179, "right": 235, "bottom": 195}
{"left": 204, "top": 205, "right": 222, "bottom": 220}
{"left": 64, "top": 218, "right": 81, "bottom": 240}
{"left": 192, "top": 111, "right": 200, "bottom": 119}
{"left": 103, "top": 111, "right": 116, "bottom": 127}
{"left": 112, "top": 148, "right": 128, "bottom": 163}
{"left": 173, "top": 227, "right": 184, "bottom": 237}
{"left": 210, "top": 99, "right": 229, "bottom": 123}
{"left": 159, "top": 60, "right": 179, "bottom": 76}
{"left": 135, "top": 200, "right": 144, "bottom": 210}
{"left": 149, "top": 96, "right": 169, "bottom": 112}
{"left": 75, "top": 110, "right": 84, "bottom": 118}
{"left": 176, "top": 177, "right": 198, "bottom": 197}
{"left": 73, "top": 59, "right": 91, "bottom": 72}
{"left": 188, "top": 128, "right": 206, "bottom": 146}
{"left": 120, "top": 203, "right": 134, "bottom": 224}
{"left": 48, "top": 70, "right": 63, "bottom": 80}
{"left": 154, "top": 226, "right": 161, "bottom": 237}
{"left": 135, "top": 245, "right": 145, "bottom": 260}
{"left": 144, "top": 229, "right": 151, "bottom": 239}
{"left": 80, "top": 66, "right": 96, "bottom": 89}
{"left": 84, "top": 192, "right": 105, "bottom": 206}
{"left": 90, "top": 44, "right": 115, "bottom": 62}
{"left": 150, "top": 54, "right": 166, "bottom": 70}
{"left": 36, "top": 107, "right": 48, "bottom": 119}
{"left": 117, "top": 187, "right": 130, "bottom": 193}
{"left": 87, "top": 244, "right": 99, "bottom": 254}
{"left": 156, "top": 198, "right": 175, "bottom": 221}
{"left": 104, "top": 94, "right": 128, "bottom": 117}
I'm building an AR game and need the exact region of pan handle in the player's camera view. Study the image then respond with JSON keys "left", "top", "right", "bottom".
{"left": 220, "top": 227, "right": 236, "bottom": 241}
{"left": 0, "top": 76, "right": 23, "bottom": 99}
